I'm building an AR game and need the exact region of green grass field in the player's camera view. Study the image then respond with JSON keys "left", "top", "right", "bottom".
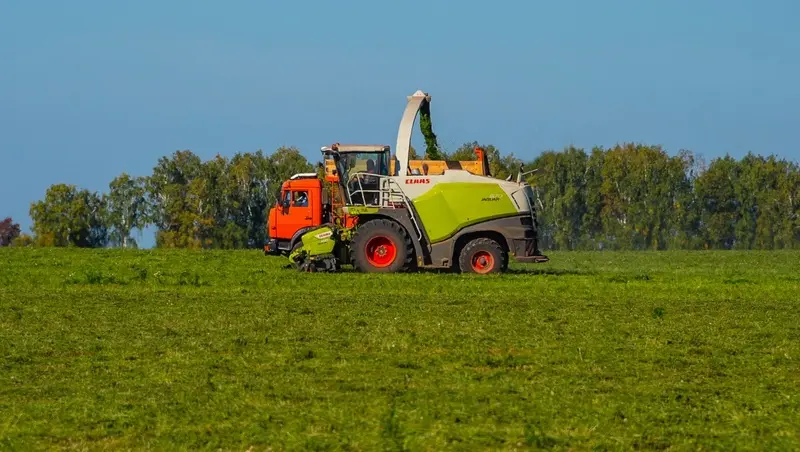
{"left": 1, "top": 248, "right": 799, "bottom": 450}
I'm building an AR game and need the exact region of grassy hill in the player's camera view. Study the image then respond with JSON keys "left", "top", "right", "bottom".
{"left": 2, "top": 248, "right": 799, "bottom": 449}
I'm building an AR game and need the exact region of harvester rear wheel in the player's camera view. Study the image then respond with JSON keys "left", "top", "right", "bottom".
{"left": 351, "top": 219, "right": 414, "bottom": 273}
{"left": 458, "top": 237, "right": 506, "bottom": 274}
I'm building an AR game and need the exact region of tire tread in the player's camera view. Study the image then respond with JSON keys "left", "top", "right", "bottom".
{"left": 351, "top": 218, "right": 415, "bottom": 273}
{"left": 458, "top": 237, "right": 507, "bottom": 274}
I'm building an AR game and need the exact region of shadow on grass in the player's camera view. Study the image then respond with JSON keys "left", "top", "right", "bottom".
{"left": 281, "top": 264, "right": 593, "bottom": 276}
{"left": 281, "top": 265, "right": 446, "bottom": 275}
{"left": 505, "top": 267, "right": 596, "bottom": 276}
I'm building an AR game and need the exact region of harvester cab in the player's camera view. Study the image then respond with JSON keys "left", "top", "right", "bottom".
{"left": 322, "top": 143, "right": 393, "bottom": 206}
{"left": 287, "top": 89, "right": 550, "bottom": 273}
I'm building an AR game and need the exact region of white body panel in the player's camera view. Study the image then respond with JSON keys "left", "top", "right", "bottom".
{"left": 379, "top": 170, "right": 532, "bottom": 215}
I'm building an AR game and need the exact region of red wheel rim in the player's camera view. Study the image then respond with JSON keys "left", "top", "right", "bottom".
{"left": 365, "top": 236, "right": 397, "bottom": 267}
{"left": 471, "top": 251, "right": 494, "bottom": 273}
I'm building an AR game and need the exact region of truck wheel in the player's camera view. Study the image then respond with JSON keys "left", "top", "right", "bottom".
{"left": 458, "top": 237, "right": 506, "bottom": 274}
{"left": 351, "top": 219, "right": 414, "bottom": 273}
{"left": 291, "top": 241, "right": 303, "bottom": 253}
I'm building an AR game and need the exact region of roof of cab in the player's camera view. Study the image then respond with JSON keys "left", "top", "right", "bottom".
{"left": 321, "top": 143, "right": 390, "bottom": 153}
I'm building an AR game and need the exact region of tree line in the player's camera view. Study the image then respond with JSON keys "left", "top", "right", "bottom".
{"left": 523, "top": 144, "right": 799, "bottom": 250}
{"left": 2, "top": 142, "right": 798, "bottom": 250}
{"left": 8, "top": 147, "right": 314, "bottom": 249}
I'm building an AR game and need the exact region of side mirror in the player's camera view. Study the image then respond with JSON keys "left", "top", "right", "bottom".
{"left": 282, "top": 199, "right": 290, "bottom": 208}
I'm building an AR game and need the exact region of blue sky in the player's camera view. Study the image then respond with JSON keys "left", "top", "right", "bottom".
{"left": 2, "top": 0, "right": 798, "bottom": 247}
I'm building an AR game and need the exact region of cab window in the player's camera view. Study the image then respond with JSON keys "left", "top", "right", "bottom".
{"left": 292, "top": 191, "right": 309, "bottom": 207}
{"left": 345, "top": 152, "right": 390, "bottom": 178}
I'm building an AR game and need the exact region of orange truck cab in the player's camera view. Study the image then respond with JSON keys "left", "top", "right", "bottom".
{"left": 264, "top": 173, "right": 327, "bottom": 255}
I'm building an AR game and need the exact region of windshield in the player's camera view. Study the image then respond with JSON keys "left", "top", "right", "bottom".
{"left": 341, "top": 152, "right": 389, "bottom": 180}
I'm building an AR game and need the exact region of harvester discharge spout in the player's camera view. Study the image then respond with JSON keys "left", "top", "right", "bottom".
{"left": 394, "top": 90, "right": 443, "bottom": 176}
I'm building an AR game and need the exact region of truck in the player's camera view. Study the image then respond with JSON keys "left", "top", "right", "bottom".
{"left": 269, "top": 90, "right": 549, "bottom": 273}
{"left": 264, "top": 172, "right": 341, "bottom": 257}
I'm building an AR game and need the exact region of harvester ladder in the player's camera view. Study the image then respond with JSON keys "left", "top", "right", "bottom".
{"left": 381, "top": 178, "right": 424, "bottom": 242}
{"left": 404, "top": 197, "right": 424, "bottom": 241}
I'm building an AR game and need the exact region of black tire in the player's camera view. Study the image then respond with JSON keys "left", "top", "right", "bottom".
{"left": 290, "top": 241, "right": 303, "bottom": 253}
{"left": 287, "top": 241, "right": 303, "bottom": 268}
{"left": 458, "top": 237, "right": 507, "bottom": 274}
{"left": 350, "top": 218, "right": 415, "bottom": 273}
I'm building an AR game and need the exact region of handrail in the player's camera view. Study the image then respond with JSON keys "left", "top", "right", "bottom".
{"left": 345, "top": 173, "right": 405, "bottom": 207}
{"left": 344, "top": 172, "right": 423, "bottom": 240}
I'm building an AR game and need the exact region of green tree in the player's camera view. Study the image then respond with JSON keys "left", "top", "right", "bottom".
{"left": 780, "top": 159, "right": 800, "bottom": 248}
{"left": 144, "top": 147, "right": 313, "bottom": 249}
{"left": 670, "top": 149, "right": 704, "bottom": 250}
{"left": 444, "top": 142, "right": 482, "bottom": 161}
{"left": 106, "top": 173, "right": 149, "bottom": 248}
{"left": 695, "top": 155, "right": 740, "bottom": 249}
{"left": 730, "top": 154, "right": 800, "bottom": 250}
{"left": 261, "top": 146, "right": 314, "bottom": 209}
{"left": 525, "top": 143, "right": 701, "bottom": 251}
{"left": 29, "top": 184, "right": 108, "bottom": 247}
{"left": 269, "top": 146, "right": 314, "bottom": 184}
{"left": 445, "top": 141, "right": 523, "bottom": 180}
{"left": 145, "top": 150, "right": 205, "bottom": 248}
{"left": 581, "top": 147, "right": 606, "bottom": 248}
{"left": 527, "top": 146, "right": 589, "bottom": 250}
{"left": 218, "top": 152, "right": 258, "bottom": 249}
{"left": 594, "top": 143, "right": 691, "bottom": 250}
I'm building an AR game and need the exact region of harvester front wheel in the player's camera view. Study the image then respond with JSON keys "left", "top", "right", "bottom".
{"left": 351, "top": 219, "right": 414, "bottom": 273}
{"left": 458, "top": 237, "right": 506, "bottom": 274}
